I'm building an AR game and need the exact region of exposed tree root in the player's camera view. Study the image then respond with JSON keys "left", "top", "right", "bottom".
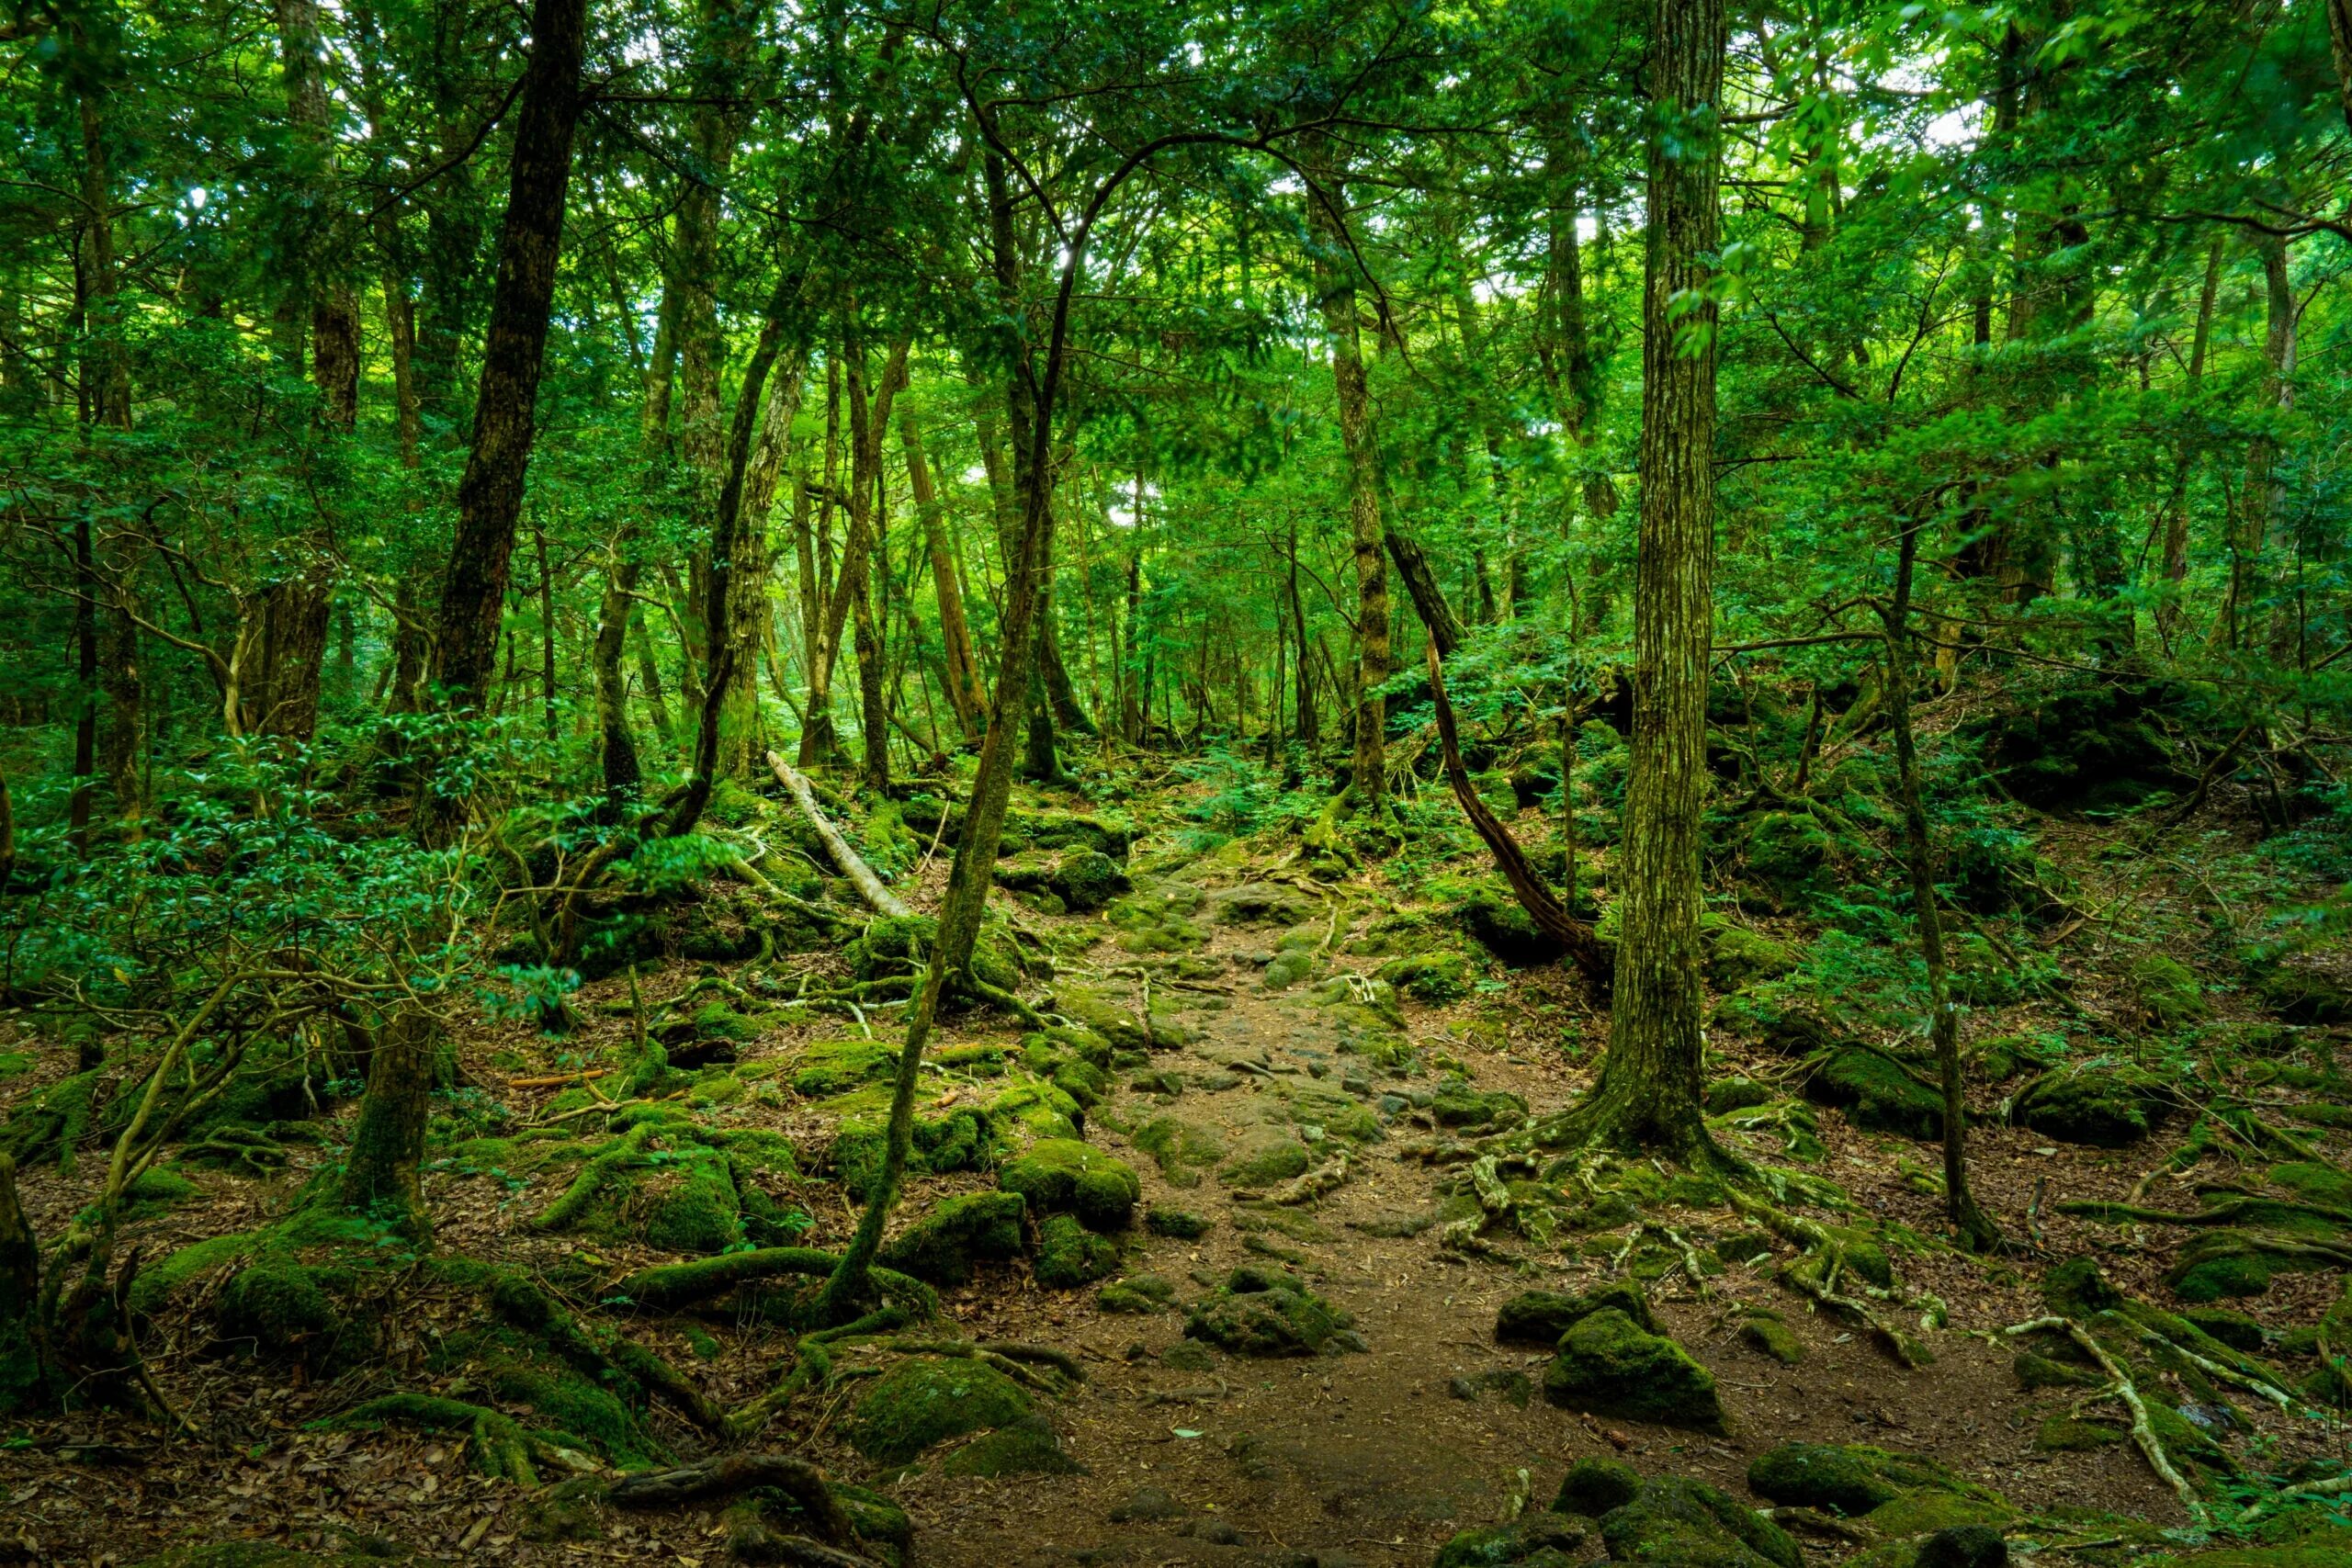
{"left": 2007, "top": 1314, "right": 2203, "bottom": 1517}
{"left": 616, "top": 1247, "right": 935, "bottom": 1317}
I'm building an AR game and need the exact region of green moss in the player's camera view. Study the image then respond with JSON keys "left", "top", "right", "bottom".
{"left": 1184, "top": 1264, "right": 1363, "bottom": 1357}
{"left": 878, "top": 1190, "right": 1027, "bottom": 1285}
{"left": 1739, "top": 1315, "right": 1805, "bottom": 1365}
{"left": 2268, "top": 1161, "right": 2352, "bottom": 1209}
{"left": 847, "top": 1357, "right": 1033, "bottom": 1464}
{"left": 637, "top": 1147, "right": 743, "bottom": 1254}
{"left": 1096, "top": 1273, "right": 1175, "bottom": 1314}
{"left": 1553, "top": 1457, "right": 1645, "bottom": 1517}
{"left": 2014, "top": 1350, "right": 2098, "bottom": 1389}
{"left": 1133, "top": 1115, "right": 1225, "bottom": 1186}
{"left": 1048, "top": 984, "right": 1148, "bottom": 1051}
{"left": 131, "top": 1230, "right": 263, "bottom": 1316}
{"left": 2132, "top": 955, "right": 2208, "bottom": 1026}
{"left": 1219, "top": 1132, "right": 1311, "bottom": 1189}
{"left": 939, "top": 1412, "right": 1086, "bottom": 1477}
{"left": 2015, "top": 1068, "right": 2167, "bottom": 1146}
{"left": 1704, "top": 921, "right": 1799, "bottom": 989}
{"left": 1597, "top": 1474, "right": 1803, "bottom": 1568}
{"left": 1746, "top": 1443, "right": 1922, "bottom": 1514}
{"left": 1863, "top": 1492, "right": 2014, "bottom": 1538}
{"left": 790, "top": 1038, "right": 897, "bottom": 1097}
{"left": 1035, "top": 1213, "right": 1119, "bottom": 1289}
{"left": 215, "top": 1258, "right": 342, "bottom": 1357}
{"left": 1543, "top": 1308, "right": 1722, "bottom": 1430}
{"left": 997, "top": 1138, "right": 1139, "bottom": 1227}
{"left": 1808, "top": 1044, "right": 1942, "bottom": 1140}
{"left": 1431, "top": 1515, "right": 1591, "bottom": 1568}
{"left": 1377, "top": 951, "right": 1475, "bottom": 1004}
{"left": 1496, "top": 1283, "right": 1656, "bottom": 1347}
{"left": 483, "top": 1362, "right": 664, "bottom": 1469}
{"left": 1147, "top": 1205, "right": 1211, "bottom": 1239}
{"left": 2034, "top": 1417, "right": 2124, "bottom": 1451}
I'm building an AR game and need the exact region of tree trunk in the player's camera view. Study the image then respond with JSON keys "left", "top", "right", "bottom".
{"left": 340, "top": 1011, "right": 439, "bottom": 1238}
{"left": 1882, "top": 517, "right": 2003, "bottom": 1252}
{"left": 1561, "top": 0, "right": 1726, "bottom": 1160}
{"left": 2156, "top": 237, "right": 2222, "bottom": 646}
{"left": 902, "top": 412, "right": 986, "bottom": 741}
{"left": 276, "top": 0, "right": 362, "bottom": 429}
{"left": 1302, "top": 139, "right": 1391, "bottom": 815}
{"left": 0, "top": 1155, "right": 48, "bottom": 1413}
{"left": 719, "top": 361, "right": 805, "bottom": 780}
{"left": 427, "top": 0, "right": 588, "bottom": 709}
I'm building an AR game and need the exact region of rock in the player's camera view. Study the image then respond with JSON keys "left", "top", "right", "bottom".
{"left": 1050, "top": 985, "right": 1150, "bottom": 1052}
{"left": 1739, "top": 1314, "right": 1805, "bottom": 1365}
{"left": 790, "top": 1037, "right": 899, "bottom": 1097}
{"left": 1496, "top": 1282, "right": 1657, "bottom": 1347}
{"left": 1914, "top": 1526, "right": 2007, "bottom": 1568}
{"left": 1376, "top": 952, "right": 1475, "bottom": 1004}
{"left": 1807, "top": 1044, "right": 1942, "bottom": 1140}
{"left": 1036, "top": 1213, "right": 1121, "bottom": 1290}
{"left": 215, "top": 1258, "right": 341, "bottom": 1358}
{"left": 1456, "top": 889, "right": 1565, "bottom": 966}
{"left": 1133, "top": 1115, "right": 1225, "bottom": 1186}
{"left": 1262, "top": 951, "right": 1317, "bottom": 990}
{"left": 1147, "top": 1205, "right": 1212, "bottom": 1239}
{"left": 1705, "top": 922, "right": 1799, "bottom": 989}
{"left": 1108, "top": 1486, "right": 1186, "bottom": 1523}
{"left": 998, "top": 1138, "right": 1141, "bottom": 1226}
{"left": 2041, "top": 1255, "right": 2126, "bottom": 1315}
{"left": 1706, "top": 1077, "right": 1775, "bottom": 1114}
{"left": 1159, "top": 1340, "right": 1217, "bottom": 1372}
{"left": 2033, "top": 1417, "right": 2123, "bottom": 1451}
{"left": 1185, "top": 1265, "right": 1364, "bottom": 1357}
{"left": 1747, "top": 1443, "right": 1908, "bottom": 1514}
{"left": 2013, "top": 1068, "right": 2167, "bottom": 1146}
{"left": 1551, "top": 1457, "right": 1643, "bottom": 1517}
{"left": 2165, "top": 1228, "right": 2332, "bottom": 1302}
{"left": 2183, "top": 1306, "right": 2268, "bottom": 1352}
{"left": 848, "top": 1357, "right": 1032, "bottom": 1464}
{"left": 1219, "top": 1131, "right": 1313, "bottom": 1189}
{"left": 1596, "top": 1474, "right": 1803, "bottom": 1568}
{"left": 1214, "top": 884, "right": 1320, "bottom": 928}
{"left": 1863, "top": 1493, "right": 2014, "bottom": 1540}
{"left": 1741, "top": 810, "right": 1843, "bottom": 912}
{"left": 941, "top": 1413, "right": 1087, "bottom": 1477}
{"left": 1542, "top": 1308, "right": 1723, "bottom": 1430}
{"left": 2257, "top": 959, "right": 2352, "bottom": 1024}
{"left": 877, "top": 1191, "right": 1026, "bottom": 1285}
{"left": 1431, "top": 1084, "right": 1528, "bottom": 1132}
{"left": 2012, "top": 1351, "right": 2097, "bottom": 1390}
{"left": 1430, "top": 1514, "right": 1590, "bottom": 1568}
{"left": 1097, "top": 1274, "right": 1176, "bottom": 1314}
{"left": 1051, "top": 852, "right": 1132, "bottom": 912}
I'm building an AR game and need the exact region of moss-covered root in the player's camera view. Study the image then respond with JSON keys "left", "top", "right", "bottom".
{"left": 490, "top": 1271, "right": 721, "bottom": 1430}
{"left": 338, "top": 1393, "right": 589, "bottom": 1486}
{"left": 607, "top": 1451, "right": 861, "bottom": 1552}
{"left": 616, "top": 1247, "right": 936, "bottom": 1318}
{"left": 2003, "top": 1314, "right": 2202, "bottom": 1518}
{"left": 531, "top": 1122, "right": 658, "bottom": 1233}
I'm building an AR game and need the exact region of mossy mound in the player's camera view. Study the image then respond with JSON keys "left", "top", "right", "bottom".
{"left": 1035, "top": 1213, "right": 1120, "bottom": 1289}
{"left": 1147, "top": 1205, "right": 1212, "bottom": 1239}
{"left": 1738, "top": 1313, "right": 1805, "bottom": 1365}
{"left": 215, "top": 1257, "right": 345, "bottom": 1359}
{"left": 1455, "top": 888, "right": 1565, "bottom": 967}
{"left": 1740, "top": 809, "right": 1844, "bottom": 912}
{"left": 1747, "top": 1442, "right": 1964, "bottom": 1516}
{"left": 823, "top": 1084, "right": 1005, "bottom": 1201}
{"left": 1378, "top": 951, "right": 1476, "bottom": 1004}
{"left": 2013, "top": 1066, "right": 2169, "bottom": 1146}
{"left": 877, "top": 1191, "right": 1027, "bottom": 1285}
{"left": 1213, "top": 883, "right": 1320, "bottom": 928}
{"left": 997, "top": 1138, "right": 1139, "bottom": 1227}
{"left": 1971, "top": 675, "right": 2186, "bottom": 814}
{"left": 1807, "top": 1044, "right": 1941, "bottom": 1140}
{"left": 791, "top": 1038, "right": 899, "bottom": 1097}
{"left": 2165, "top": 1228, "right": 2343, "bottom": 1302}
{"left": 1133, "top": 1114, "right": 1225, "bottom": 1187}
{"left": 1000, "top": 850, "right": 1131, "bottom": 913}
{"left": 847, "top": 1357, "right": 1034, "bottom": 1465}
{"left": 1184, "top": 1264, "right": 1363, "bottom": 1357}
{"left": 1496, "top": 1282, "right": 1656, "bottom": 1347}
{"left": 2132, "top": 955, "right": 2208, "bottom": 1027}
{"left": 850, "top": 914, "right": 1023, "bottom": 995}
{"left": 1542, "top": 1308, "right": 1722, "bottom": 1430}
{"left": 2034, "top": 1416, "right": 2125, "bottom": 1451}
{"left": 1432, "top": 1082, "right": 1529, "bottom": 1132}
{"left": 2257, "top": 961, "right": 2352, "bottom": 1025}
{"left": 1430, "top": 1513, "right": 1592, "bottom": 1568}
{"left": 1106, "top": 884, "right": 1209, "bottom": 953}
{"left": 1705, "top": 921, "right": 1800, "bottom": 989}
{"left": 1573, "top": 1472, "right": 1804, "bottom": 1568}
{"left": 1218, "top": 1129, "right": 1314, "bottom": 1190}
{"left": 1046, "top": 984, "right": 1149, "bottom": 1052}
{"left": 940, "top": 1413, "right": 1087, "bottom": 1477}
{"left": 1096, "top": 1273, "right": 1176, "bottom": 1314}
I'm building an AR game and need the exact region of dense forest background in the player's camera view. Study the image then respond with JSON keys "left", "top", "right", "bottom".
{"left": 5, "top": 0, "right": 2352, "bottom": 1565}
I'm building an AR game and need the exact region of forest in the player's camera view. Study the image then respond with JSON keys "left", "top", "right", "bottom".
{"left": 4, "top": 0, "right": 2352, "bottom": 1564}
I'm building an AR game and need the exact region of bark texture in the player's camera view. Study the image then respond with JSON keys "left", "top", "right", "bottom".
{"left": 340, "top": 1011, "right": 440, "bottom": 1238}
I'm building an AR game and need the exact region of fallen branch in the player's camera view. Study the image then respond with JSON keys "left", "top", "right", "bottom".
{"left": 1424, "top": 646, "right": 1611, "bottom": 990}
{"left": 767, "top": 751, "right": 910, "bottom": 918}
{"left": 507, "top": 1069, "right": 612, "bottom": 1091}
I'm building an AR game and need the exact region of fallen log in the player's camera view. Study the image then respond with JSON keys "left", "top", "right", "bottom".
{"left": 767, "top": 750, "right": 911, "bottom": 919}
{"left": 1424, "top": 645, "right": 1611, "bottom": 990}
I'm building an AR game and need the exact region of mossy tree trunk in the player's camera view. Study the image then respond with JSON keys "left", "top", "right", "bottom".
{"left": 0, "top": 1155, "right": 50, "bottom": 1411}
{"left": 1881, "top": 515, "right": 2005, "bottom": 1252}
{"left": 1556, "top": 0, "right": 1725, "bottom": 1160}
{"left": 341, "top": 1010, "right": 440, "bottom": 1238}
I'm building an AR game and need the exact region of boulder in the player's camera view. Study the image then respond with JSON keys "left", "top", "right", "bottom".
{"left": 2013, "top": 1068, "right": 2167, "bottom": 1147}
{"left": 1035, "top": 1214, "right": 1120, "bottom": 1290}
{"left": 847, "top": 1358, "right": 1032, "bottom": 1465}
{"left": 1496, "top": 1282, "right": 1657, "bottom": 1347}
{"left": 1705, "top": 923, "right": 1800, "bottom": 989}
{"left": 1542, "top": 1308, "right": 1723, "bottom": 1430}
{"left": 1214, "top": 883, "right": 1320, "bottom": 928}
{"left": 996, "top": 1138, "right": 1140, "bottom": 1227}
{"left": 1807, "top": 1044, "right": 1942, "bottom": 1140}
{"left": 1592, "top": 1473, "right": 1803, "bottom": 1568}
{"left": 877, "top": 1191, "right": 1026, "bottom": 1285}
{"left": 1184, "top": 1265, "right": 1364, "bottom": 1357}
{"left": 1430, "top": 1514, "right": 1591, "bottom": 1568}
{"left": 940, "top": 1414, "right": 1086, "bottom": 1477}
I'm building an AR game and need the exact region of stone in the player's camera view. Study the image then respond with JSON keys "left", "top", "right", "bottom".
{"left": 941, "top": 1414, "right": 1087, "bottom": 1477}
{"left": 1430, "top": 1515, "right": 1590, "bottom": 1568}
{"left": 1184, "top": 1265, "right": 1363, "bottom": 1358}
{"left": 1705, "top": 923, "right": 1800, "bottom": 989}
{"left": 1597, "top": 1474, "right": 1803, "bottom": 1568}
{"left": 2131, "top": 955, "right": 2207, "bottom": 1027}
{"left": 998, "top": 1138, "right": 1141, "bottom": 1227}
{"left": 1496, "top": 1283, "right": 1656, "bottom": 1347}
{"left": 2033, "top": 1417, "right": 2123, "bottom": 1452}
{"left": 1747, "top": 1443, "right": 1906, "bottom": 1514}
{"left": 2013, "top": 1069, "right": 2167, "bottom": 1147}
{"left": 1807, "top": 1044, "right": 1942, "bottom": 1141}
{"left": 1542, "top": 1308, "right": 1723, "bottom": 1430}
{"left": 1036, "top": 1214, "right": 1120, "bottom": 1290}
{"left": 1739, "top": 1315, "right": 1805, "bottom": 1365}
{"left": 1147, "top": 1205, "right": 1212, "bottom": 1239}
{"left": 848, "top": 1358, "right": 1031, "bottom": 1464}
{"left": 1214, "top": 884, "right": 1319, "bottom": 928}
{"left": 1551, "top": 1457, "right": 1643, "bottom": 1517}
{"left": 877, "top": 1191, "right": 1026, "bottom": 1285}
{"left": 1097, "top": 1274, "right": 1176, "bottom": 1314}
{"left": 1108, "top": 1486, "right": 1186, "bottom": 1523}
{"left": 1376, "top": 952, "right": 1474, "bottom": 1004}
{"left": 1914, "top": 1526, "right": 2007, "bottom": 1568}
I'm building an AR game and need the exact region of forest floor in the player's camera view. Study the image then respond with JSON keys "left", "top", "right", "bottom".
{"left": 3, "top": 767, "right": 2349, "bottom": 1568}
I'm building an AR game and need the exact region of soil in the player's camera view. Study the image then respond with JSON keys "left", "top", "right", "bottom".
{"left": 3, "top": 805, "right": 2346, "bottom": 1568}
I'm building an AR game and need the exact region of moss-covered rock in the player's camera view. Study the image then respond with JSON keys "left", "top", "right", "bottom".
{"left": 1496, "top": 1282, "right": 1656, "bottom": 1347}
{"left": 997, "top": 1138, "right": 1139, "bottom": 1227}
{"left": 215, "top": 1257, "right": 342, "bottom": 1358}
{"left": 1184, "top": 1265, "right": 1363, "bottom": 1357}
{"left": 1213, "top": 883, "right": 1320, "bottom": 928}
{"left": 877, "top": 1191, "right": 1026, "bottom": 1285}
{"left": 1096, "top": 1273, "right": 1176, "bottom": 1314}
{"left": 1431, "top": 1513, "right": 1592, "bottom": 1568}
{"left": 847, "top": 1357, "right": 1033, "bottom": 1465}
{"left": 1218, "top": 1129, "right": 1314, "bottom": 1190}
{"left": 1807, "top": 1044, "right": 1942, "bottom": 1140}
{"left": 1035, "top": 1213, "right": 1120, "bottom": 1289}
{"left": 2257, "top": 961, "right": 2352, "bottom": 1025}
{"left": 2132, "top": 955, "right": 2208, "bottom": 1028}
{"left": 1132, "top": 1114, "right": 1225, "bottom": 1187}
{"left": 1742, "top": 810, "right": 1842, "bottom": 911}
{"left": 1432, "top": 1083, "right": 1529, "bottom": 1132}
{"left": 790, "top": 1038, "right": 898, "bottom": 1097}
{"left": 2166, "top": 1229, "right": 2333, "bottom": 1302}
{"left": 939, "top": 1413, "right": 1086, "bottom": 1477}
{"left": 1747, "top": 1443, "right": 1957, "bottom": 1515}
{"left": 1542, "top": 1308, "right": 1722, "bottom": 1430}
{"left": 1378, "top": 951, "right": 1476, "bottom": 1004}
{"left": 1047, "top": 984, "right": 1148, "bottom": 1052}
{"left": 2013, "top": 1067, "right": 2168, "bottom": 1146}
{"left": 1456, "top": 889, "right": 1565, "bottom": 966}
{"left": 2034, "top": 1417, "right": 2125, "bottom": 1451}
{"left": 1552, "top": 1457, "right": 1645, "bottom": 1517}
{"left": 1705, "top": 922, "right": 1800, "bottom": 989}
{"left": 1594, "top": 1473, "right": 1804, "bottom": 1568}
{"left": 1147, "top": 1205, "right": 1211, "bottom": 1239}
{"left": 1739, "top": 1314, "right": 1805, "bottom": 1365}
